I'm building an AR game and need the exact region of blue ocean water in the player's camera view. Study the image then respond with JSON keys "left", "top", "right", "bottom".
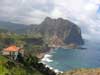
{"left": 41, "top": 41, "right": 100, "bottom": 71}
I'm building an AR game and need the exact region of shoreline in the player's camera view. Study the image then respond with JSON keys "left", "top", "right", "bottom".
{"left": 37, "top": 48, "right": 64, "bottom": 74}
{"left": 40, "top": 59, "right": 63, "bottom": 74}
{"left": 36, "top": 46, "right": 86, "bottom": 74}
{"left": 36, "top": 47, "right": 100, "bottom": 75}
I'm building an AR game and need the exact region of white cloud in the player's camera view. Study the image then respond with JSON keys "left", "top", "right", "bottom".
{"left": 0, "top": 0, "right": 53, "bottom": 24}
{"left": 51, "top": 7, "right": 65, "bottom": 18}
{"left": 51, "top": 0, "right": 100, "bottom": 41}
{"left": 0, "top": 0, "right": 100, "bottom": 41}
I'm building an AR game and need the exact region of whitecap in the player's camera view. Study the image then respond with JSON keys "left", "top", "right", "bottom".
{"left": 45, "top": 64, "right": 50, "bottom": 68}
{"left": 45, "top": 54, "right": 52, "bottom": 58}
{"left": 41, "top": 54, "right": 53, "bottom": 62}
{"left": 42, "top": 58, "right": 53, "bottom": 62}
{"left": 49, "top": 66, "right": 53, "bottom": 70}
{"left": 54, "top": 69, "right": 59, "bottom": 73}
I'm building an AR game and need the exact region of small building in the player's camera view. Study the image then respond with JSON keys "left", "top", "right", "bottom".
{"left": 2, "top": 45, "right": 24, "bottom": 59}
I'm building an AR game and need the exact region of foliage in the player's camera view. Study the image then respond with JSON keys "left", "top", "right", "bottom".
{"left": 0, "top": 64, "right": 43, "bottom": 75}
{"left": 0, "top": 56, "right": 43, "bottom": 75}
{"left": 0, "top": 56, "right": 8, "bottom": 62}
{"left": 0, "top": 32, "right": 49, "bottom": 75}
{"left": 24, "top": 54, "right": 39, "bottom": 66}
{"left": 0, "top": 33, "right": 45, "bottom": 55}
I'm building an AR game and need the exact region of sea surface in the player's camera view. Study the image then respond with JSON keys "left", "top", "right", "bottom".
{"left": 41, "top": 40, "right": 100, "bottom": 71}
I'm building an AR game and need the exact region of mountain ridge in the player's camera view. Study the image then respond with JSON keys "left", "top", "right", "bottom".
{"left": 0, "top": 17, "right": 84, "bottom": 45}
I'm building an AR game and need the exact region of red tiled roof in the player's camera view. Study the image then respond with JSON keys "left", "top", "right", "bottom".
{"left": 4, "top": 45, "right": 20, "bottom": 52}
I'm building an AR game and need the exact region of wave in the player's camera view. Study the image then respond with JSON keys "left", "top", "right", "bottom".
{"left": 54, "top": 69, "right": 63, "bottom": 74}
{"left": 41, "top": 54, "right": 53, "bottom": 63}
{"left": 40, "top": 48, "right": 64, "bottom": 74}
{"left": 40, "top": 53, "right": 64, "bottom": 74}
{"left": 44, "top": 63, "right": 63, "bottom": 74}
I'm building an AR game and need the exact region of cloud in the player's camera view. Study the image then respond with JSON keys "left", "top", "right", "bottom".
{"left": 51, "top": 0, "right": 100, "bottom": 41}
{"left": 0, "top": 0, "right": 54, "bottom": 24}
{"left": 0, "top": 0, "right": 100, "bottom": 41}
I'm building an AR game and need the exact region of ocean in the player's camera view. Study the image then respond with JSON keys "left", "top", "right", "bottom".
{"left": 41, "top": 40, "right": 100, "bottom": 72}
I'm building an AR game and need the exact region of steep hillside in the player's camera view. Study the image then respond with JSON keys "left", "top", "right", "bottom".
{"left": 28, "top": 17, "right": 84, "bottom": 45}
{"left": 0, "top": 55, "right": 44, "bottom": 75}
{"left": 0, "top": 17, "right": 84, "bottom": 45}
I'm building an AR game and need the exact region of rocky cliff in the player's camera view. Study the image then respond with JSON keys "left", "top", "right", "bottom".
{"left": 0, "top": 17, "right": 84, "bottom": 45}
{"left": 29, "top": 17, "right": 84, "bottom": 45}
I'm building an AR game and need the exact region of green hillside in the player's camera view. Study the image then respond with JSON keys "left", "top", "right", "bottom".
{"left": 0, "top": 55, "right": 43, "bottom": 75}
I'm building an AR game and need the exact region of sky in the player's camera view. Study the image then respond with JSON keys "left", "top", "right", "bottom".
{"left": 0, "top": 0, "right": 100, "bottom": 41}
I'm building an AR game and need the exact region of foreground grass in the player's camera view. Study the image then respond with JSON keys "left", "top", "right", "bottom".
{"left": 60, "top": 68, "right": 100, "bottom": 75}
{"left": 0, "top": 55, "right": 44, "bottom": 75}
{"left": 0, "top": 65, "right": 43, "bottom": 75}
{"left": 0, "top": 56, "right": 8, "bottom": 62}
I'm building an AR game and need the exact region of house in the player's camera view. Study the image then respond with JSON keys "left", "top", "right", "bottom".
{"left": 2, "top": 45, "right": 24, "bottom": 59}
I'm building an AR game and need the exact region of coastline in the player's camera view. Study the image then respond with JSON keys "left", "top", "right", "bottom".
{"left": 36, "top": 45, "right": 86, "bottom": 74}
{"left": 37, "top": 48, "right": 64, "bottom": 75}
{"left": 37, "top": 46, "right": 100, "bottom": 75}
{"left": 40, "top": 54, "right": 63, "bottom": 75}
{"left": 39, "top": 53, "right": 100, "bottom": 75}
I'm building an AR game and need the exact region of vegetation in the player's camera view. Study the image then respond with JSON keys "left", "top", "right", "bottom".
{"left": 0, "top": 17, "right": 84, "bottom": 45}
{"left": 23, "top": 55, "right": 56, "bottom": 75}
{"left": 0, "top": 55, "right": 44, "bottom": 75}
{"left": 0, "top": 32, "right": 56, "bottom": 75}
{"left": 60, "top": 68, "right": 100, "bottom": 75}
{"left": 0, "top": 56, "right": 8, "bottom": 62}
{"left": 0, "top": 54, "right": 56, "bottom": 75}
{"left": 0, "top": 32, "right": 46, "bottom": 55}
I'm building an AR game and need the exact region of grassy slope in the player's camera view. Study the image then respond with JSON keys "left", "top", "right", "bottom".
{"left": 0, "top": 55, "right": 44, "bottom": 75}
{"left": 0, "top": 56, "right": 8, "bottom": 62}
{"left": 60, "top": 68, "right": 100, "bottom": 75}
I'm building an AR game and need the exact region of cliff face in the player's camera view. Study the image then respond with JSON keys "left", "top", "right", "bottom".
{"left": 64, "top": 24, "right": 84, "bottom": 45}
{"left": 0, "top": 17, "right": 84, "bottom": 45}
{"left": 31, "top": 17, "right": 84, "bottom": 45}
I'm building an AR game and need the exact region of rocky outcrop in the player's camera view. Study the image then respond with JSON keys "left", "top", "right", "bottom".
{"left": 30, "top": 17, "right": 84, "bottom": 45}
{"left": 64, "top": 25, "right": 84, "bottom": 45}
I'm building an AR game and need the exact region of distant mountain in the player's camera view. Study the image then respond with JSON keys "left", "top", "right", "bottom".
{"left": 0, "top": 17, "right": 84, "bottom": 45}
{"left": 28, "top": 17, "right": 84, "bottom": 45}
{"left": 0, "top": 28, "right": 8, "bottom": 33}
{"left": 0, "top": 21, "right": 28, "bottom": 33}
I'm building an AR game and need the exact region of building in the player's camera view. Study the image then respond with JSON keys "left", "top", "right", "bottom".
{"left": 2, "top": 45, "right": 24, "bottom": 59}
